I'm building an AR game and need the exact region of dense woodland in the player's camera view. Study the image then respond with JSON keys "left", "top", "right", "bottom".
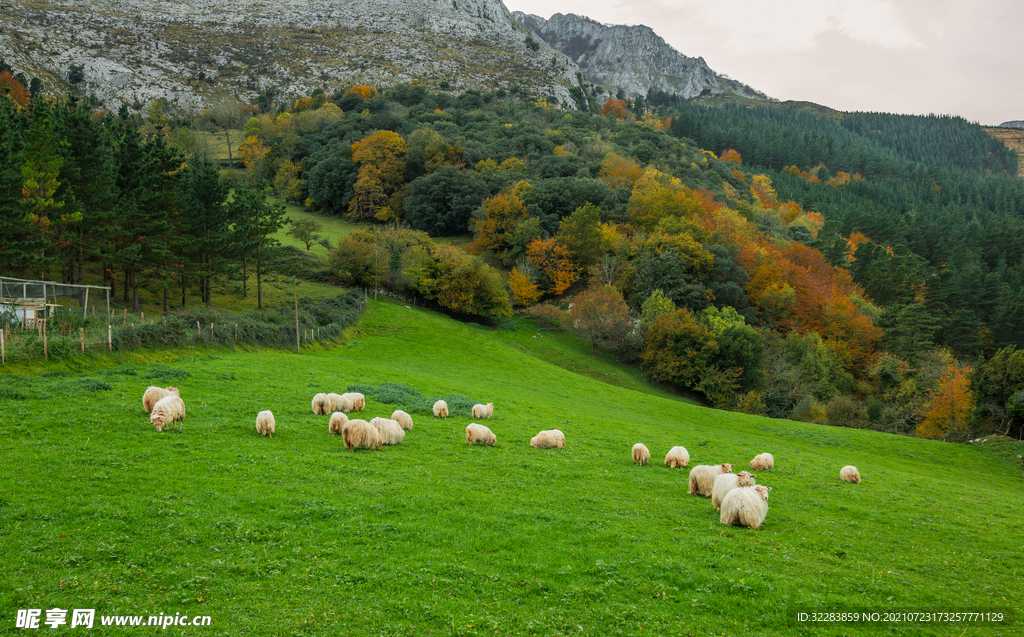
{"left": 3, "top": 66, "right": 1024, "bottom": 442}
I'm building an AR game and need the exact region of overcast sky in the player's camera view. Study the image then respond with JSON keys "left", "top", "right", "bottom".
{"left": 504, "top": 0, "right": 1023, "bottom": 125}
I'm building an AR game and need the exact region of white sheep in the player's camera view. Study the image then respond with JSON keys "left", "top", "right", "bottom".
{"left": 311, "top": 393, "right": 331, "bottom": 416}
{"left": 342, "top": 419, "right": 382, "bottom": 451}
{"left": 391, "top": 409, "right": 413, "bottom": 431}
{"left": 328, "top": 411, "right": 348, "bottom": 436}
{"left": 142, "top": 386, "right": 179, "bottom": 414}
{"left": 664, "top": 446, "right": 690, "bottom": 468}
{"left": 328, "top": 393, "right": 354, "bottom": 413}
{"left": 840, "top": 465, "right": 862, "bottom": 484}
{"left": 466, "top": 423, "right": 496, "bottom": 446}
{"left": 632, "top": 443, "right": 651, "bottom": 465}
{"left": 471, "top": 402, "right": 494, "bottom": 419}
{"left": 750, "top": 452, "right": 775, "bottom": 471}
{"left": 342, "top": 392, "right": 365, "bottom": 411}
{"left": 255, "top": 410, "right": 276, "bottom": 438}
{"left": 370, "top": 417, "right": 406, "bottom": 445}
{"left": 150, "top": 394, "right": 186, "bottom": 432}
{"left": 719, "top": 485, "right": 772, "bottom": 530}
{"left": 530, "top": 429, "right": 565, "bottom": 450}
{"left": 433, "top": 400, "right": 449, "bottom": 418}
{"left": 687, "top": 463, "right": 735, "bottom": 497}
{"left": 711, "top": 470, "right": 757, "bottom": 511}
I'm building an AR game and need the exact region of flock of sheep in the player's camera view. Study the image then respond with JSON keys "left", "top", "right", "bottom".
{"left": 141, "top": 385, "right": 862, "bottom": 531}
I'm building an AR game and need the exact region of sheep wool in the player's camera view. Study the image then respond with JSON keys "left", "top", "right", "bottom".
{"left": 711, "top": 471, "right": 757, "bottom": 511}
{"left": 840, "top": 465, "right": 862, "bottom": 484}
{"left": 342, "top": 392, "right": 365, "bottom": 412}
{"left": 328, "top": 393, "right": 354, "bottom": 413}
{"left": 466, "top": 423, "right": 496, "bottom": 446}
{"left": 328, "top": 411, "right": 348, "bottom": 436}
{"left": 687, "top": 463, "right": 735, "bottom": 497}
{"left": 255, "top": 410, "right": 276, "bottom": 437}
{"left": 719, "top": 485, "right": 772, "bottom": 530}
{"left": 632, "top": 443, "right": 651, "bottom": 465}
{"left": 342, "top": 419, "right": 382, "bottom": 451}
{"left": 150, "top": 394, "right": 186, "bottom": 432}
{"left": 370, "top": 417, "right": 406, "bottom": 445}
{"left": 471, "top": 402, "right": 494, "bottom": 419}
{"left": 391, "top": 410, "right": 413, "bottom": 431}
{"left": 311, "top": 393, "right": 332, "bottom": 416}
{"left": 530, "top": 429, "right": 565, "bottom": 450}
{"left": 664, "top": 446, "right": 690, "bottom": 468}
{"left": 142, "top": 386, "right": 179, "bottom": 414}
{"left": 433, "top": 400, "right": 449, "bottom": 418}
{"left": 750, "top": 452, "right": 775, "bottom": 471}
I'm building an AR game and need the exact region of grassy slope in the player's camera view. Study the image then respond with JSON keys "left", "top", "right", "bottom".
{"left": 1, "top": 301, "right": 1021, "bottom": 636}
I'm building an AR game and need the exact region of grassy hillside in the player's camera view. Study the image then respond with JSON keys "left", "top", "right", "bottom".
{"left": 1, "top": 301, "right": 1021, "bottom": 635}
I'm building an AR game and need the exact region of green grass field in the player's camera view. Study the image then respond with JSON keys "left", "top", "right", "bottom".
{"left": 1, "top": 300, "right": 1021, "bottom": 635}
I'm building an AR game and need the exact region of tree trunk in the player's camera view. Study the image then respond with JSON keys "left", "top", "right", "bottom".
{"left": 256, "top": 242, "right": 263, "bottom": 310}
{"left": 123, "top": 266, "right": 130, "bottom": 303}
{"left": 242, "top": 256, "right": 248, "bottom": 298}
{"left": 225, "top": 130, "right": 233, "bottom": 168}
{"left": 181, "top": 274, "right": 187, "bottom": 308}
{"left": 131, "top": 269, "right": 140, "bottom": 312}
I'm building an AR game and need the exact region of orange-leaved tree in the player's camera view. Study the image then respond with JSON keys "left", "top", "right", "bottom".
{"left": 349, "top": 130, "right": 406, "bottom": 219}
{"left": 568, "top": 284, "right": 633, "bottom": 356}
{"left": 469, "top": 180, "right": 531, "bottom": 259}
{"left": 598, "top": 152, "right": 643, "bottom": 189}
{"left": 602, "top": 99, "right": 628, "bottom": 120}
{"left": 721, "top": 149, "right": 742, "bottom": 165}
{"left": 916, "top": 364, "right": 975, "bottom": 441}
{"left": 508, "top": 266, "right": 541, "bottom": 307}
{"left": 527, "top": 237, "right": 578, "bottom": 295}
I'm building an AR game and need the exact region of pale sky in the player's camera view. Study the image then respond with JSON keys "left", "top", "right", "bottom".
{"left": 504, "top": 0, "right": 1024, "bottom": 125}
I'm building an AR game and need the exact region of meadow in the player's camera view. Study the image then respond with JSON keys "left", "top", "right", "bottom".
{"left": 0, "top": 300, "right": 1021, "bottom": 636}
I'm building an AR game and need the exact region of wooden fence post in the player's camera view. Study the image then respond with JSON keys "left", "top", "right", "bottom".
{"left": 43, "top": 325, "right": 48, "bottom": 361}
{"left": 108, "top": 324, "right": 112, "bottom": 351}
{"left": 80, "top": 327, "right": 85, "bottom": 353}
{"left": 1, "top": 329, "right": 5, "bottom": 365}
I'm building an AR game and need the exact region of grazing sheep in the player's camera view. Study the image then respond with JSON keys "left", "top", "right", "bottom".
{"left": 711, "top": 471, "right": 757, "bottom": 511}
{"left": 342, "top": 392, "right": 365, "bottom": 412}
{"left": 687, "top": 463, "right": 735, "bottom": 497}
{"left": 391, "top": 409, "right": 413, "bottom": 431}
{"left": 664, "top": 446, "right": 690, "bottom": 468}
{"left": 328, "top": 411, "right": 348, "bottom": 436}
{"left": 466, "top": 423, "right": 496, "bottom": 446}
{"left": 632, "top": 443, "right": 651, "bottom": 465}
{"left": 471, "top": 402, "right": 494, "bottom": 419}
{"left": 311, "top": 393, "right": 331, "bottom": 416}
{"left": 530, "top": 429, "right": 565, "bottom": 450}
{"left": 255, "top": 410, "right": 276, "bottom": 438}
{"left": 719, "top": 485, "right": 772, "bottom": 530}
{"left": 342, "top": 419, "right": 382, "bottom": 451}
{"left": 433, "top": 400, "right": 449, "bottom": 418}
{"left": 750, "top": 452, "right": 775, "bottom": 471}
{"left": 142, "top": 386, "right": 179, "bottom": 414}
{"left": 840, "top": 465, "right": 862, "bottom": 484}
{"left": 328, "top": 393, "right": 354, "bottom": 413}
{"left": 370, "top": 417, "right": 406, "bottom": 445}
{"left": 150, "top": 394, "right": 186, "bottom": 432}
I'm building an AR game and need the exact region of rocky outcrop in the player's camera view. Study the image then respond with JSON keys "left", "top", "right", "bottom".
{"left": 998, "top": 121, "right": 1024, "bottom": 129}
{"left": 0, "top": 0, "right": 584, "bottom": 113}
{"left": 514, "top": 12, "right": 768, "bottom": 101}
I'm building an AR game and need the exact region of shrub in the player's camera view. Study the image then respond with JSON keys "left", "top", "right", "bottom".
{"left": 825, "top": 395, "right": 866, "bottom": 428}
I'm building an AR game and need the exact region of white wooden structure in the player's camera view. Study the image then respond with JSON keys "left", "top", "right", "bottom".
{"left": 0, "top": 277, "right": 110, "bottom": 329}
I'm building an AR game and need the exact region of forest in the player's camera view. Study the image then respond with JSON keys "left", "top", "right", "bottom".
{"left": 3, "top": 66, "right": 1024, "bottom": 442}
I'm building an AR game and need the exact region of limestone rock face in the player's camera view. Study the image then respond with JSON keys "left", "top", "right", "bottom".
{"left": 1, "top": 0, "right": 583, "bottom": 112}
{"left": 514, "top": 11, "right": 768, "bottom": 101}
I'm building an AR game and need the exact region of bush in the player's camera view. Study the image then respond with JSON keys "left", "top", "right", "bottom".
{"left": 825, "top": 395, "right": 866, "bottom": 428}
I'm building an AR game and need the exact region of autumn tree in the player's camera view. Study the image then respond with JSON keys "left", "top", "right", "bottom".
{"left": 349, "top": 130, "right": 406, "bottom": 219}
{"left": 556, "top": 202, "right": 604, "bottom": 272}
{"left": 508, "top": 265, "right": 541, "bottom": 307}
{"left": 598, "top": 152, "right": 643, "bottom": 189}
{"left": 602, "top": 99, "right": 628, "bottom": 120}
{"left": 568, "top": 283, "right": 633, "bottom": 356}
{"left": 469, "top": 180, "right": 530, "bottom": 261}
{"left": 527, "top": 237, "right": 578, "bottom": 295}
{"left": 916, "top": 364, "right": 975, "bottom": 441}
{"left": 238, "top": 135, "right": 269, "bottom": 185}
{"left": 641, "top": 309, "right": 718, "bottom": 388}
{"left": 721, "top": 149, "right": 742, "bottom": 165}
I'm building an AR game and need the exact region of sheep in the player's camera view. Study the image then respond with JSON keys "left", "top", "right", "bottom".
{"left": 150, "top": 394, "right": 186, "bottom": 432}
{"left": 750, "top": 452, "right": 775, "bottom": 471}
{"left": 255, "top": 410, "right": 276, "bottom": 438}
{"left": 471, "top": 402, "right": 494, "bottom": 419}
{"left": 632, "top": 443, "right": 651, "bottom": 465}
{"left": 840, "top": 465, "right": 862, "bottom": 484}
{"left": 311, "top": 393, "right": 331, "bottom": 416}
{"left": 142, "top": 386, "right": 179, "bottom": 414}
{"left": 530, "top": 429, "right": 565, "bottom": 450}
{"left": 664, "top": 446, "right": 690, "bottom": 468}
{"left": 342, "top": 419, "right": 382, "bottom": 451}
{"left": 466, "top": 423, "right": 496, "bottom": 446}
{"left": 711, "top": 471, "right": 757, "bottom": 511}
{"left": 433, "top": 400, "right": 449, "bottom": 418}
{"left": 370, "top": 417, "right": 406, "bottom": 445}
{"left": 719, "top": 485, "right": 772, "bottom": 530}
{"left": 342, "top": 392, "right": 365, "bottom": 411}
{"left": 687, "top": 463, "right": 735, "bottom": 497}
{"left": 328, "top": 393, "right": 354, "bottom": 413}
{"left": 391, "top": 409, "right": 413, "bottom": 431}
{"left": 328, "top": 411, "right": 348, "bottom": 436}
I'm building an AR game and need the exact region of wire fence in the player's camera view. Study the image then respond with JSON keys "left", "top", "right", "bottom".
{"left": 0, "top": 292, "right": 366, "bottom": 365}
